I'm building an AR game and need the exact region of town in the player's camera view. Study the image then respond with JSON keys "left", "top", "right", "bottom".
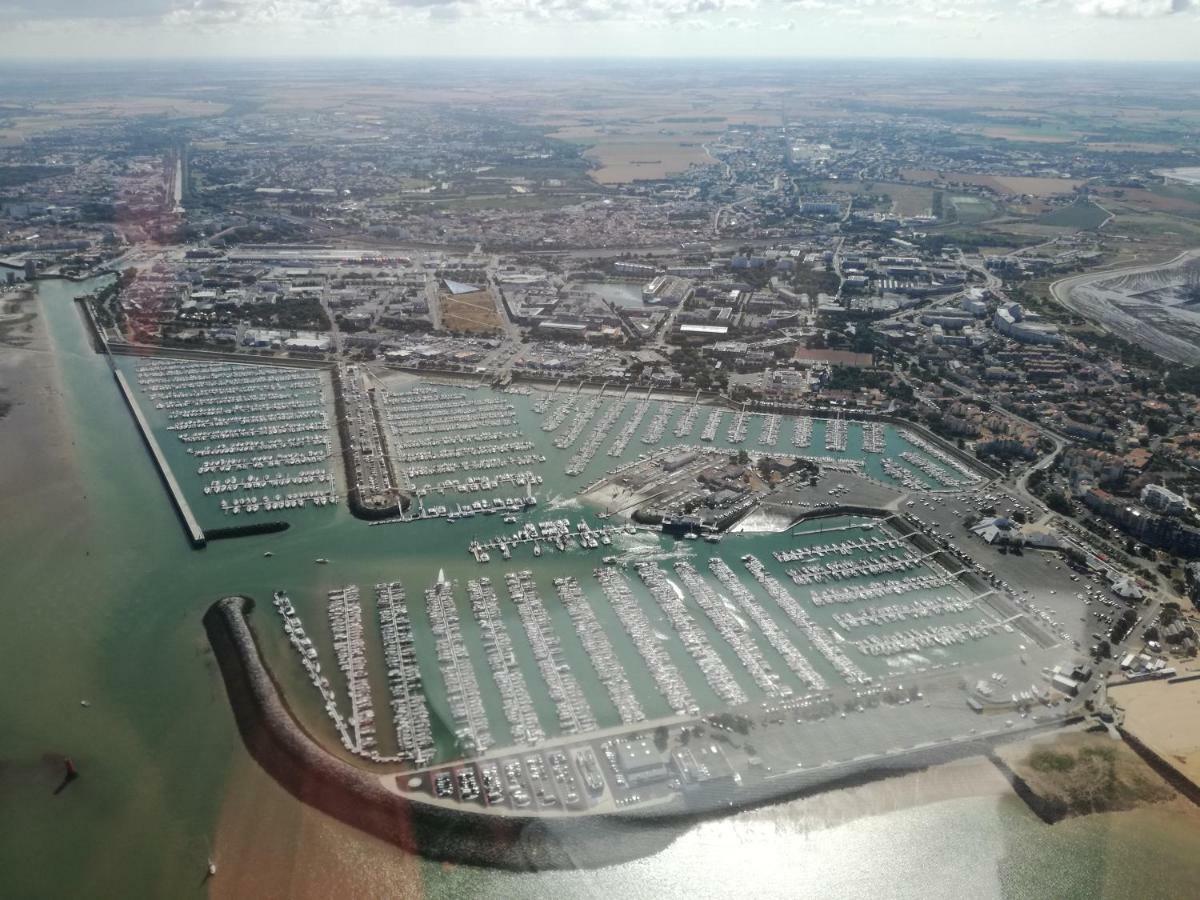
{"left": 4, "top": 59, "right": 1200, "bottom": 883}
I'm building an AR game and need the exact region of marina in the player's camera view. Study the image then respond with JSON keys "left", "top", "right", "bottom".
{"left": 554, "top": 576, "right": 646, "bottom": 725}
{"left": 120, "top": 366, "right": 1031, "bottom": 769}
{"left": 641, "top": 401, "right": 675, "bottom": 445}
{"left": 271, "top": 590, "right": 353, "bottom": 751}
{"left": 792, "top": 416, "right": 813, "bottom": 448}
{"left": 468, "top": 577, "right": 545, "bottom": 746}
{"left": 210, "top": 376, "right": 1038, "bottom": 772}
{"left": 506, "top": 570, "right": 598, "bottom": 735}
{"left": 742, "top": 554, "right": 872, "bottom": 685}
{"left": 328, "top": 585, "right": 377, "bottom": 755}
{"left": 635, "top": 562, "right": 748, "bottom": 706}
{"left": 674, "top": 560, "right": 790, "bottom": 698}
{"left": 708, "top": 558, "right": 827, "bottom": 691}
{"left": 125, "top": 358, "right": 338, "bottom": 526}
{"left": 594, "top": 566, "right": 699, "bottom": 717}
{"left": 375, "top": 581, "right": 437, "bottom": 766}
{"left": 427, "top": 577, "right": 493, "bottom": 756}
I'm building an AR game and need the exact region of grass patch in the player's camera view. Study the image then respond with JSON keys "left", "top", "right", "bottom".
{"left": 948, "top": 195, "right": 999, "bottom": 224}
{"left": 1030, "top": 749, "right": 1077, "bottom": 773}
{"left": 1015, "top": 735, "right": 1176, "bottom": 818}
{"left": 1036, "top": 200, "right": 1110, "bottom": 229}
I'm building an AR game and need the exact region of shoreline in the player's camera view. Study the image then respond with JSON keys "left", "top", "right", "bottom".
{"left": 0, "top": 286, "right": 87, "bottom": 539}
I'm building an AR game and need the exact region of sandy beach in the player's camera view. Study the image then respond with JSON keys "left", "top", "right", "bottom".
{"left": 1112, "top": 678, "right": 1200, "bottom": 788}
{"left": 0, "top": 287, "right": 82, "bottom": 526}
{"left": 210, "top": 752, "right": 430, "bottom": 900}
{"left": 209, "top": 746, "right": 1014, "bottom": 897}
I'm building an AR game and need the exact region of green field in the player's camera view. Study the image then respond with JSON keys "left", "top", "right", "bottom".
{"left": 1035, "top": 200, "right": 1110, "bottom": 230}
{"left": 948, "top": 195, "right": 999, "bottom": 224}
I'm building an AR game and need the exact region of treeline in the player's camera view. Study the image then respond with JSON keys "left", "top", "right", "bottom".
{"left": 241, "top": 297, "right": 330, "bottom": 331}
{"left": 0, "top": 165, "right": 72, "bottom": 188}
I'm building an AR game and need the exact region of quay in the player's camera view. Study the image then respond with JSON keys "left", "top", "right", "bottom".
{"left": 112, "top": 368, "right": 207, "bottom": 548}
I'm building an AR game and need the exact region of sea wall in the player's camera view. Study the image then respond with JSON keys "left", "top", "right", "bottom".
{"left": 206, "top": 595, "right": 1070, "bottom": 870}
{"left": 1118, "top": 727, "right": 1200, "bottom": 807}
{"left": 112, "top": 368, "right": 207, "bottom": 549}
{"left": 206, "top": 521, "right": 290, "bottom": 541}
{"left": 985, "top": 749, "right": 1068, "bottom": 823}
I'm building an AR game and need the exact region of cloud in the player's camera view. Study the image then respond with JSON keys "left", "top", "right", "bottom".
{"left": 0, "top": 0, "right": 177, "bottom": 17}
{"left": 1074, "top": 0, "right": 1191, "bottom": 15}
{"left": 3, "top": 0, "right": 1197, "bottom": 33}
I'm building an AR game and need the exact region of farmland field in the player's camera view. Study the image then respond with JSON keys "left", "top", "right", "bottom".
{"left": 583, "top": 141, "right": 716, "bottom": 183}
{"left": 901, "top": 170, "right": 1084, "bottom": 198}
{"left": 821, "top": 180, "right": 935, "bottom": 218}
{"left": 552, "top": 126, "right": 719, "bottom": 184}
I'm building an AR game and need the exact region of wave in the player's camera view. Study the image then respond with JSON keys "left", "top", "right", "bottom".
{"left": 543, "top": 493, "right": 583, "bottom": 511}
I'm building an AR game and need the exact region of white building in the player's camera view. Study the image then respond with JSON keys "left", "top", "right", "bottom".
{"left": 993, "top": 303, "right": 1062, "bottom": 345}
{"left": 1141, "top": 483, "right": 1188, "bottom": 515}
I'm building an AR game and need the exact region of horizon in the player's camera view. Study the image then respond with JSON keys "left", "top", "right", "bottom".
{"left": 3, "top": 0, "right": 1199, "bottom": 63}
{"left": 2, "top": 54, "right": 1200, "bottom": 66}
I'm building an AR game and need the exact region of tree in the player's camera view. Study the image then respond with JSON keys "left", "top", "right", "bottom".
{"left": 653, "top": 725, "right": 669, "bottom": 751}
{"left": 1046, "top": 491, "right": 1073, "bottom": 516}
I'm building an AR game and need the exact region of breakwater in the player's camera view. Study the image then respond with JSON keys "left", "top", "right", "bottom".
{"left": 1119, "top": 727, "right": 1200, "bottom": 808}
{"left": 206, "top": 594, "right": 1070, "bottom": 870}
{"left": 112, "top": 369, "right": 207, "bottom": 549}
{"left": 986, "top": 749, "right": 1068, "bottom": 824}
{"left": 206, "top": 521, "right": 290, "bottom": 541}
{"left": 204, "top": 595, "right": 679, "bottom": 870}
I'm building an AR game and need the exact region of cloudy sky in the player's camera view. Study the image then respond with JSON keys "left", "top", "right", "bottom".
{"left": 2, "top": 0, "right": 1198, "bottom": 60}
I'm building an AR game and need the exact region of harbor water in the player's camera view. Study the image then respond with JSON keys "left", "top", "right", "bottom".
{"left": 5, "top": 278, "right": 1200, "bottom": 898}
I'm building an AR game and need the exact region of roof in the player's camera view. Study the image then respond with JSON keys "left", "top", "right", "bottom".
{"left": 1111, "top": 575, "right": 1145, "bottom": 600}
{"left": 616, "top": 738, "right": 664, "bottom": 772}
{"left": 971, "top": 516, "right": 1021, "bottom": 544}
{"left": 678, "top": 324, "right": 729, "bottom": 335}
{"left": 443, "top": 279, "right": 482, "bottom": 295}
